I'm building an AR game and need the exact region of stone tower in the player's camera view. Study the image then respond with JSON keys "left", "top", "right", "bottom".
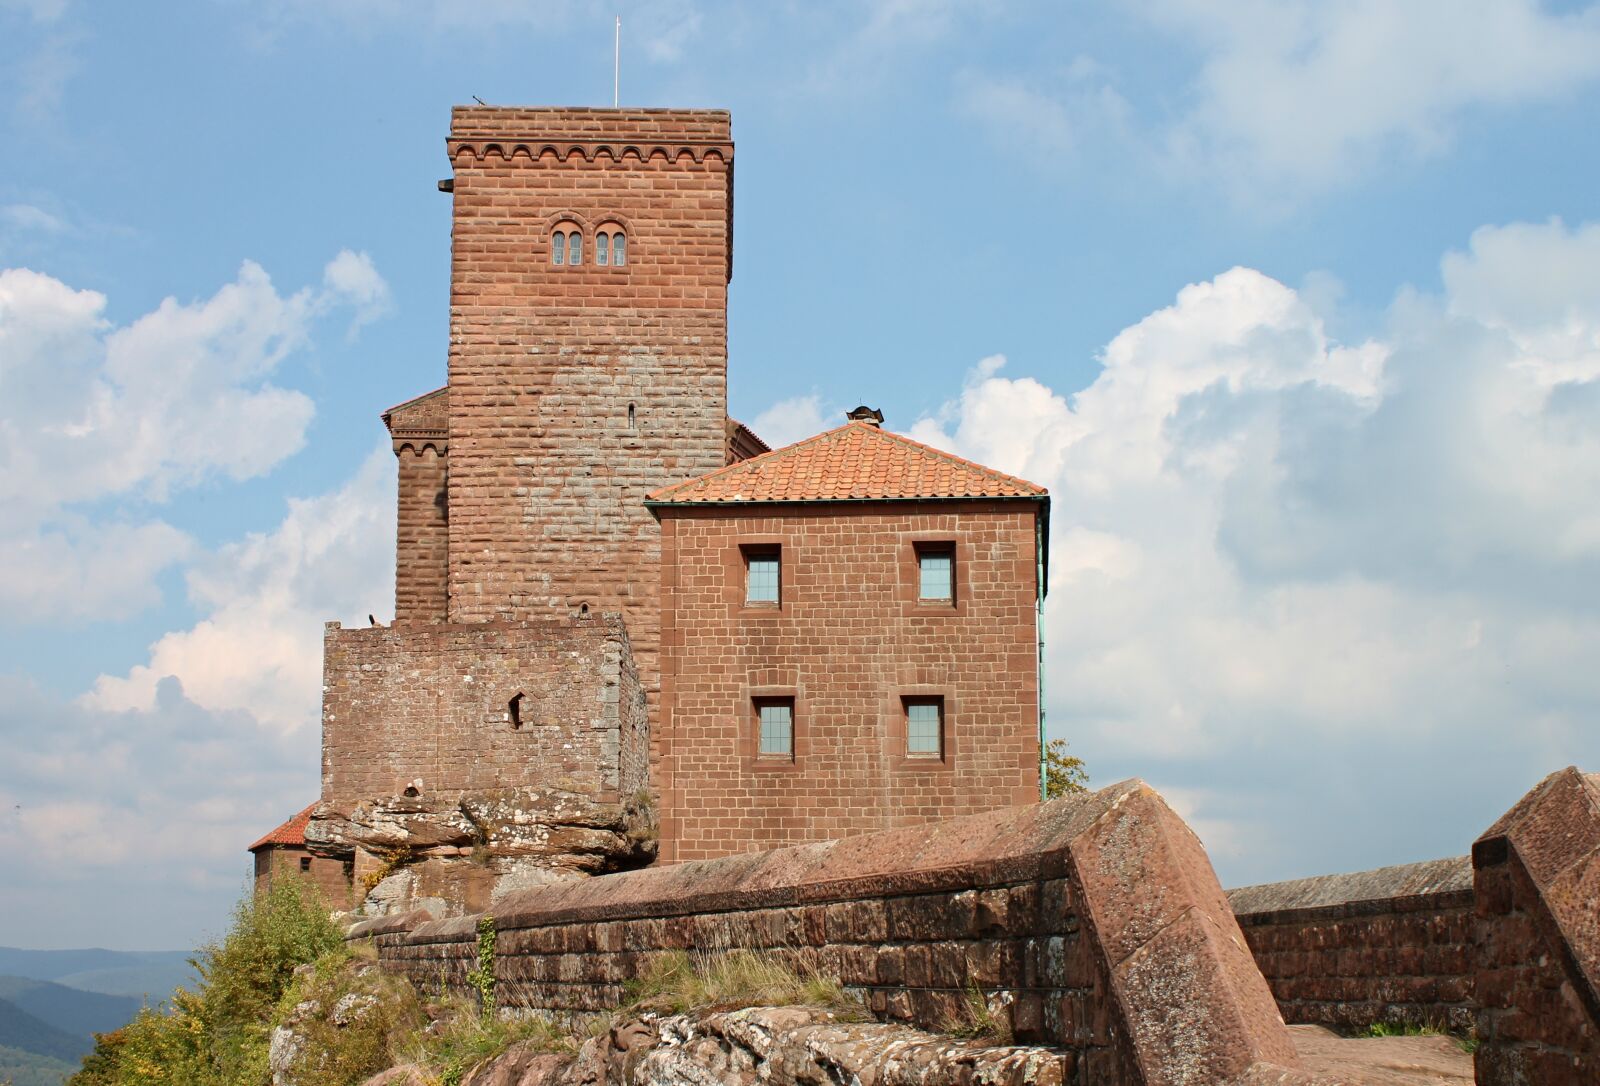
{"left": 441, "top": 108, "right": 734, "bottom": 704}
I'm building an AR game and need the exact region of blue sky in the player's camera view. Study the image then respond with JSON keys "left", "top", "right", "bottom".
{"left": 2, "top": 0, "right": 1599, "bottom": 951}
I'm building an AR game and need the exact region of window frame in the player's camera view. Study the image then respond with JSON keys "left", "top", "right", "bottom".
{"left": 916, "top": 543, "right": 956, "bottom": 602}
{"left": 903, "top": 696, "right": 944, "bottom": 758}
{"left": 890, "top": 687, "right": 956, "bottom": 771}
{"left": 744, "top": 687, "right": 804, "bottom": 772}
{"left": 742, "top": 544, "right": 782, "bottom": 607}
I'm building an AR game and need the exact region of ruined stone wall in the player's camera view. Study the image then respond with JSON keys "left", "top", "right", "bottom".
{"left": 1229, "top": 858, "right": 1474, "bottom": 1032}
{"left": 655, "top": 501, "right": 1041, "bottom": 862}
{"left": 442, "top": 109, "right": 734, "bottom": 775}
{"left": 320, "top": 615, "right": 643, "bottom": 807}
{"left": 1473, "top": 767, "right": 1600, "bottom": 1086}
{"left": 354, "top": 781, "right": 1319, "bottom": 1086}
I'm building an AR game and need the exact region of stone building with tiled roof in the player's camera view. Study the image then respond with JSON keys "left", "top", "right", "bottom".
{"left": 250, "top": 107, "right": 1048, "bottom": 911}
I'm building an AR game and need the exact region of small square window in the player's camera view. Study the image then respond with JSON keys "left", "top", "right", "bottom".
{"left": 918, "top": 546, "right": 954, "bottom": 600}
{"left": 905, "top": 698, "right": 943, "bottom": 757}
{"left": 745, "top": 548, "right": 780, "bottom": 604}
{"left": 299, "top": 856, "right": 312, "bottom": 873}
{"left": 757, "top": 699, "right": 794, "bottom": 759}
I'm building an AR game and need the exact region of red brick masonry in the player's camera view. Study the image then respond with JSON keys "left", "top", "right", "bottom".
{"left": 1229, "top": 857, "right": 1474, "bottom": 1032}
{"left": 352, "top": 780, "right": 1325, "bottom": 1086}
{"left": 1473, "top": 766, "right": 1600, "bottom": 1086}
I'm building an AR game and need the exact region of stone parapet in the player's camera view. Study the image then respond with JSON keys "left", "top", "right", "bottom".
{"left": 1473, "top": 766, "right": 1600, "bottom": 1085}
{"left": 353, "top": 780, "right": 1327, "bottom": 1086}
{"left": 1230, "top": 858, "right": 1475, "bottom": 1031}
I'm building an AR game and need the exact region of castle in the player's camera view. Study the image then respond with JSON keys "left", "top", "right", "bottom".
{"left": 251, "top": 107, "right": 1049, "bottom": 913}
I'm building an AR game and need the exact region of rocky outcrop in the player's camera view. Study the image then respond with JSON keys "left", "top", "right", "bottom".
{"left": 370, "top": 1006, "right": 1070, "bottom": 1086}
{"left": 309, "top": 787, "right": 656, "bottom": 917}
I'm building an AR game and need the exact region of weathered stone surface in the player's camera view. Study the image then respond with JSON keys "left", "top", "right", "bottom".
{"left": 311, "top": 615, "right": 653, "bottom": 915}
{"left": 1472, "top": 766, "right": 1600, "bottom": 1085}
{"left": 449, "top": 1007, "right": 1072, "bottom": 1086}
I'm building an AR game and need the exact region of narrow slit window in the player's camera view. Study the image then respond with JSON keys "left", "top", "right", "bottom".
{"left": 612, "top": 232, "right": 626, "bottom": 266}
{"left": 757, "top": 699, "right": 794, "bottom": 759}
{"left": 906, "top": 698, "right": 944, "bottom": 758}
{"left": 567, "top": 231, "right": 582, "bottom": 266}
{"left": 745, "top": 548, "right": 780, "bottom": 604}
{"left": 627, "top": 402, "right": 636, "bottom": 429}
{"left": 551, "top": 230, "right": 566, "bottom": 265}
{"left": 918, "top": 547, "right": 954, "bottom": 600}
{"left": 596, "top": 232, "right": 609, "bottom": 266}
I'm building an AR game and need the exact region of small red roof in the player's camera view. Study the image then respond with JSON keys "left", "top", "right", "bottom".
{"left": 248, "top": 804, "right": 317, "bottom": 852}
{"left": 646, "top": 421, "right": 1048, "bottom": 505}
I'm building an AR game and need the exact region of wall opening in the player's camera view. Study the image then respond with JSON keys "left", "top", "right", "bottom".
{"left": 628, "top": 402, "right": 636, "bottom": 429}
{"left": 509, "top": 692, "right": 525, "bottom": 730}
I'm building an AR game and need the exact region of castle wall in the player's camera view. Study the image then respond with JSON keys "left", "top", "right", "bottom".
{"left": 655, "top": 501, "right": 1042, "bottom": 862}
{"left": 441, "top": 109, "right": 733, "bottom": 771}
{"left": 353, "top": 781, "right": 1317, "bottom": 1086}
{"left": 1473, "top": 767, "right": 1600, "bottom": 1085}
{"left": 1229, "top": 857, "right": 1475, "bottom": 1032}
{"left": 319, "top": 616, "right": 646, "bottom": 807}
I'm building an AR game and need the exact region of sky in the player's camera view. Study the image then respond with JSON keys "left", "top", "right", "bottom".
{"left": 1, "top": 0, "right": 1598, "bottom": 951}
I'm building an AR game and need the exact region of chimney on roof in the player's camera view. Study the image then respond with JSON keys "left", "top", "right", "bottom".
{"left": 846, "top": 405, "right": 885, "bottom": 428}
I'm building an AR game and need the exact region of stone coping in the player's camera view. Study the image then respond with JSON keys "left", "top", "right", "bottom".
{"left": 1228, "top": 856, "right": 1472, "bottom": 922}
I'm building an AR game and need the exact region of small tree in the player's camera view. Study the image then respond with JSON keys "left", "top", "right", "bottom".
{"left": 1043, "top": 739, "right": 1088, "bottom": 798}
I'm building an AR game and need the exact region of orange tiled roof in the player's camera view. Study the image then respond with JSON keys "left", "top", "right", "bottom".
{"left": 646, "top": 421, "right": 1048, "bottom": 504}
{"left": 248, "top": 803, "right": 317, "bottom": 852}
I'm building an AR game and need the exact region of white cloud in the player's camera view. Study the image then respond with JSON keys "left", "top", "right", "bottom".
{"left": 0, "top": 0, "right": 68, "bottom": 21}
{"left": 1154, "top": 0, "right": 1600, "bottom": 192}
{"left": 86, "top": 446, "right": 397, "bottom": 734}
{"left": 322, "top": 248, "right": 392, "bottom": 336}
{"left": 914, "top": 217, "right": 1600, "bottom": 881}
{"left": 750, "top": 393, "right": 834, "bottom": 448}
{"left": 0, "top": 254, "right": 389, "bottom": 624}
{"left": 958, "top": 1, "right": 1600, "bottom": 203}
{"left": 0, "top": 674, "right": 318, "bottom": 948}
{"left": 1, "top": 202, "right": 64, "bottom": 232}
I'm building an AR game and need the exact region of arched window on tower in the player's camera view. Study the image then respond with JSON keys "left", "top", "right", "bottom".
{"left": 597, "top": 224, "right": 627, "bottom": 267}
{"left": 551, "top": 229, "right": 567, "bottom": 265}
{"left": 567, "top": 230, "right": 582, "bottom": 266}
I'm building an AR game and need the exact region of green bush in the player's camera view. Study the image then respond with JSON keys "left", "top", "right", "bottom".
{"left": 69, "top": 877, "right": 342, "bottom": 1086}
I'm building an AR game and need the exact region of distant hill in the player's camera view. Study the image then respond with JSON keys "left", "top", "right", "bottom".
{"left": 0, "top": 998, "right": 89, "bottom": 1064}
{"left": 0, "top": 976, "right": 140, "bottom": 1039}
{"left": 0, "top": 1042, "right": 77, "bottom": 1086}
{"left": 0, "top": 947, "right": 195, "bottom": 1000}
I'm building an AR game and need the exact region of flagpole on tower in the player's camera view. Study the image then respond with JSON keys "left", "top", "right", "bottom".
{"left": 613, "top": 17, "right": 621, "bottom": 107}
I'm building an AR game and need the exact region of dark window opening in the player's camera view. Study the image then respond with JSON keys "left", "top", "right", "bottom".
{"left": 508, "top": 692, "right": 524, "bottom": 730}
{"left": 299, "top": 856, "right": 312, "bottom": 873}
{"left": 628, "top": 402, "right": 636, "bottom": 429}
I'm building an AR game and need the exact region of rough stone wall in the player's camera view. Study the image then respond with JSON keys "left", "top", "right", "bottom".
{"left": 1228, "top": 858, "right": 1475, "bottom": 1032}
{"left": 320, "top": 615, "right": 643, "bottom": 807}
{"left": 354, "top": 780, "right": 1319, "bottom": 1086}
{"left": 441, "top": 109, "right": 734, "bottom": 783}
{"left": 252, "top": 846, "right": 353, "bottom": 905}
{"left": 655, "top": 501, "right": 1041, "bottom": 862}
{"left": 393, "top": 444, "right": 449, "bottom": 624}
{"left": 1473, "top": 767, "right": 1600, "bottom": 1085}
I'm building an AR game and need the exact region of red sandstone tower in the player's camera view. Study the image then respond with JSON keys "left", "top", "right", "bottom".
{"left": 394, "top": 109, "right": 737, "bottom": 693}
